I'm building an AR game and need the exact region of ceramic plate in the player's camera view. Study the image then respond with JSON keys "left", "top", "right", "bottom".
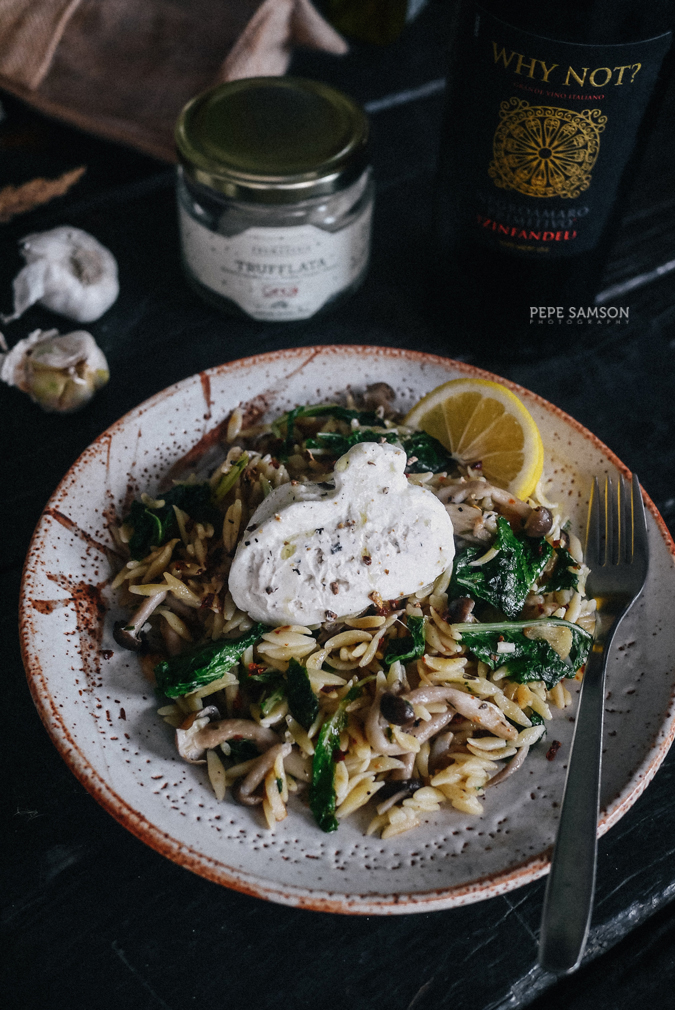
{"left": 20, "top": 346, "right": 675, "bottom": 914}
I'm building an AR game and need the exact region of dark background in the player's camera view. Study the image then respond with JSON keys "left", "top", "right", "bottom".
{"left": 3, "top": 3, "right": 675, "bottom": 1007}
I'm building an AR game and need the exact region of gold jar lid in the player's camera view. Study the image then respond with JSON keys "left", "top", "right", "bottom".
{"left": 176, "top": 76, "right": 369, "bottom": 204}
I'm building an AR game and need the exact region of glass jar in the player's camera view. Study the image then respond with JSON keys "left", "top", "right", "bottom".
{"left": 175, "top": 77, "right": 373, "bottom": 322}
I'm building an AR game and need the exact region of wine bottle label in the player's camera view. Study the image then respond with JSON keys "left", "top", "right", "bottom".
{"left": 178, "top": 204, "right": 372, "bottom": 321}
{"left": 441, "top": 8, "right": 672, "bottom": 257}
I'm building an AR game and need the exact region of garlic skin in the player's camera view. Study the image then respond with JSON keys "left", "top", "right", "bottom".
{"left": 4, "top": 227, "right": 119, "bottom": 324}
{"left": 0, "top": 328, "right": 109, "bottom": 413}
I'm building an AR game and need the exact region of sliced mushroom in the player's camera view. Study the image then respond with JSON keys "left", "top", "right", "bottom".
{"left": 428, "top": 730, "right": 455, "bottom": 773}
{"left": 380, "top": 691, "right": 415, "bottom": 726}
{"left": 113, "top": 621, "right": 143, "bottom": 652}
{"left": 390, "top": 751, "right": 416, "bottom": 781}
{"left": 176, "top": 705, "right": 221, "bottom": 763}
{"left": 409, "top": 709, "right": 454, "bottom": 743}
{"left": 443, "top": 503, "right": 490, "bottom": 541}
{"left": 284, "top": 749, "right": 311, "bottom": 783}
{"left": 158, "top": 619, "right": 183, "bottom": 657}
{"left": 369, "top": 691, "right": 454, "bottom": 761}
{"left": 439, "top": 480, "right": 552, "bottom": 536}
{"left": 484, "top": 485, "right": 532, "bottom": 524}
{"left": 231, "top": 781, "right": 264, "bottom": 806}
{"left": 175, "top": 717, "right": 280, "bottom": 766}
{"left": 403, "top": 687, "right": 458, "bottom": 705}
{"left": 446, "top": 597, "right": 475, "bottom": 623}
{"left": 541, "top": 550, "right": 558, "bottom": 581}
{"left": 376, "top": 777, "right": 423, "bottom": 814}
{"left": 113, "top": 589, "right": 168, "bottom": 651}
{"left": 232, "top": 742, "right": 292, "bottom": 807}
{"left": 441, "top": 479, "right": 529, "bottom": 518}
{"left": 486, "top": 745, "right": 530, "bottom": 787}
{"left": 524, "top": 506, "right": 553, "bottom": 537}
{"left": 362, "top": 382, "right": 396, "bottom": 416}
{"left": 164, "top": 594, "right": 196, "bottom": 620}
{"left": 365, "top": 689, "right": 413, "bottom": 756}
{"left": 437, "top": 479, "right": 494, "bottom": 506}
{"left": 193, "top": 718, "right": 280, "bottom": 753}
{"left": 404, "top": 686, "right": 518, "bottom": 741}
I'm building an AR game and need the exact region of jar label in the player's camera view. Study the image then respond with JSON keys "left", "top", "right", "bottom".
{"left": 439, "top": 8, "right": 672, "bottom": 257}
{"left": 178, "top": 204, "right": 372, "bottom": 320}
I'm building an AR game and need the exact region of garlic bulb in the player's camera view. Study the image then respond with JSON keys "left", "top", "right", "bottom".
{"left": 3, "top": 227, "right": 119, "bottom": 324}
{"left": 0, "top": 328, "right": 109, "bottom": 413}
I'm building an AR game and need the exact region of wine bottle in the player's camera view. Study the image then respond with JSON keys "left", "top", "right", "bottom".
{"left": 435, "top": 1, "right": 673, "bottom": 344}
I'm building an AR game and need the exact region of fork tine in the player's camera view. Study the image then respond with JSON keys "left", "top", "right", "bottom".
{"left": 606, "top": 477, "right": 615, "bottom": 566}
{"left": 585, "top": 477, "right": 601, "bottom": 567}
{"left": 619, "top": 475, "right": 629, "bottom": 564}
{"left": 614, "top": 475, "right": 625, "bottom": 564}
{"left": 631, "top": 473, "right": 648, "bottom": 564}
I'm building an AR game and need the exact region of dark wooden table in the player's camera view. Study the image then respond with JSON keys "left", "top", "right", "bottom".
{"left": 3, "top": 4, "right": 675, "bottom": 1008}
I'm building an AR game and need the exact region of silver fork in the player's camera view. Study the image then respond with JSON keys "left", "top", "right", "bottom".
{"left": 538, "top": 474, "right": 649, "bottom": 974}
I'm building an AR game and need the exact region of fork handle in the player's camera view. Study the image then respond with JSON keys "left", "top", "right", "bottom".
{"left": 538, "top": 642, "right": 608, "bottom": 974}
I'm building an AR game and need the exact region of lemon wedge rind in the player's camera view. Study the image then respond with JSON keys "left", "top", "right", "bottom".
{"left": 403, "top": 377, "right": 544, "bottom": 500}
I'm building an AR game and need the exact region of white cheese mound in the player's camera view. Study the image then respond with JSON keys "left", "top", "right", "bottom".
{"left": 229, "top": 441, "right": 455, "bottom": 626}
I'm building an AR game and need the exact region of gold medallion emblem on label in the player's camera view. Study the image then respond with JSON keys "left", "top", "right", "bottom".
{"left": 489, "top": 99, "right": 607, "bottom": 199}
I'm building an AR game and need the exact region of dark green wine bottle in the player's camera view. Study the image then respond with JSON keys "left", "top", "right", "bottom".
{"left": 435, "top": 1, "right": 673, "bottom": 346}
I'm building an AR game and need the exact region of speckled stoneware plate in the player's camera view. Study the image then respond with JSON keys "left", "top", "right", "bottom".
{"left": 20, "top": 346, "right": 675, "bottom": 914}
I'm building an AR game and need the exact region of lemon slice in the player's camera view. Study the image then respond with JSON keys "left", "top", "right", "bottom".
{"left": 404, "top": 378, "right": 544, "bottom": 499}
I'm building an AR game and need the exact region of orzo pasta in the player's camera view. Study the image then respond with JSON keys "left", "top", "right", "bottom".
{"left": 111, "top": 385, "right": 593, "bottom": 837}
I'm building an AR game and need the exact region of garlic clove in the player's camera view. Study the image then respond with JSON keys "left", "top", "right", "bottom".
{"left": 10, "top": 259, "right": 49, "bottom": 319}
{"left": 0, "top": 328, "right": 51, "bottom": 388}
{"left": 0, "top": 328, "right": 109, "bottom": 413}
{"left": 28, "top": 361, "right": 71, "bottom": 410}
{"left": 3, "top": 227, "right": 119, "bottom": 324}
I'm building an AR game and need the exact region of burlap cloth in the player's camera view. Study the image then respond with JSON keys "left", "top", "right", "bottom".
{"left": 0, "top": 0, "right": 347, "bottom": 162}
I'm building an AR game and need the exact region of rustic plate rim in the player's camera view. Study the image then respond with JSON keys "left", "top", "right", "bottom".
{"left": 19, "top": 344, "right": 675, "bottom": 914}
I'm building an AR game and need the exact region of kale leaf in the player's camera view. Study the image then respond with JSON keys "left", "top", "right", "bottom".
{"left": 214, "top": 453, "right": 249, "bottom": 502}
{"left": 401, "top": 431, "right": 455, "bottom": 473}
{"left": 125, "top": 500, "right": 162, "bottom": 560}
{"left": 306, "top": 427, "right": 454, "bottom": 473}
{"left": 528, "top": 711, "right": 546, "bottom": 730}
{"left": 155, "top": 623, "right": 266, "bottom": 698}
{"left": 306, "top": 428, "right": 399, "bottom": 458}
{"left": 545, "top": 545, "right": 581, "bottom": 593}
{"left": 310, "top": 677, "right": 373, "bottom": 833}
{"left": 457, "top": 619, "right": 591, "bottom": 689}
{"left": 260, "top": 681, "right": 286, "bottom": 718}
{"left": 287, "top": 658, "right": 320, "bottom": 730}
{"left": 237, "top": 662, "right": 285, "bottom": 716}
{"left": 238, "top": 664, "right": 281, "bottom": 689}
{"left": 125, "top": 482, "right": 220, "bottom": 560}
{"left": 383, "top": 615, "right": 426, "bottom": 667}
{"left": 276, "top": 403, "right": 380, "bottom": 456}
{"left": 276, "top": 402, "right": 457, "bottom": 474}
{"left": 451, "top": 517, "right": 553, "bottom": 619}
{"left": 282, "top": 405, "right": 304, "bottom": 458}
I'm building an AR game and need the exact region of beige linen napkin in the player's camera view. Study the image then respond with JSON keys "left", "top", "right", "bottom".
{"left": 0, "top": 0, "right": 347, "bottom": 162}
